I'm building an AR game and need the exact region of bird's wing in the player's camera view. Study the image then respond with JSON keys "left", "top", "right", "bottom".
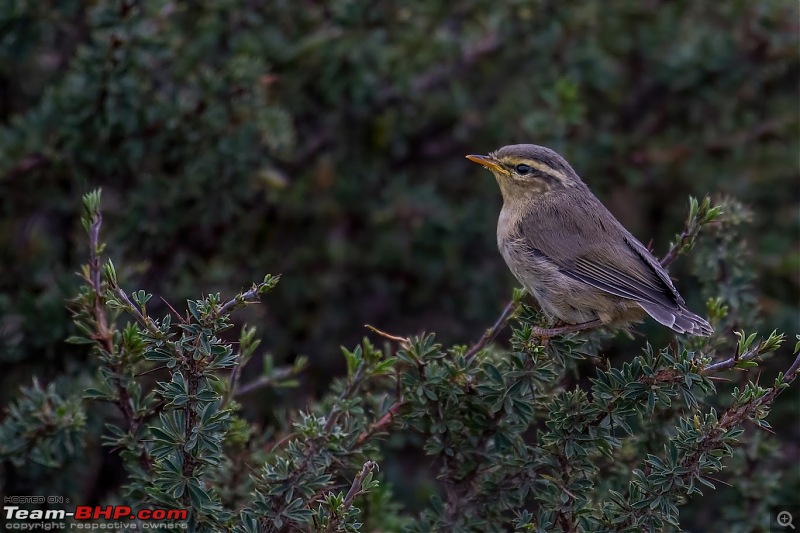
{"left": 519, "top": 191, "right": 682, "bottom": 310}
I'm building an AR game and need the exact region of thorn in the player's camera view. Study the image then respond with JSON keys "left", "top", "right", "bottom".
{"left": 161, "top": 296, "right": 188, "bottom": 324}
{"left": 135, "top": 365, "right": 168, "bottom": 377}
{"left": 562, "top": 487, "right": 578, "bottom": 500}
{"left": 267, "top": 432, "right": 296, "bottom": 453}
{"left": 704, "top": 475, "right": 732, "bottom": 487}
{"left": 756, "top": 423, "right": 776, "bottom": 436}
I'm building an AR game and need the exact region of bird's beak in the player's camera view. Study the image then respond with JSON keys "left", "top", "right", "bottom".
{"left": 466, "top": 154, "right": 506, "bottom": 175}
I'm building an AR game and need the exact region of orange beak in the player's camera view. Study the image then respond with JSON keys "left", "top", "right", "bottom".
{"left": 466, "top": 154, "right": 506, "bottom": 174}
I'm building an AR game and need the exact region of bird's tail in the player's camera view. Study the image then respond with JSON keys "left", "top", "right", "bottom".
{"left": 638, "top": 301, "right": 713, "bottom": 337}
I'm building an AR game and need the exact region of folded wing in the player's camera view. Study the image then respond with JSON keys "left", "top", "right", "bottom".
{"left": 519, "top": 191, "right": 711, "bottom": 335}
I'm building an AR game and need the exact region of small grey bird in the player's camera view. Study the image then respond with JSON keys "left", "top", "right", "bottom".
{"left": 467, "top": 144, "right": 712, "bottom": 336}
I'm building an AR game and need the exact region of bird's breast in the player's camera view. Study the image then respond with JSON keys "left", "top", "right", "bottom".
{"left": 496, "top": 208, "right": 552, "bottom": 292}
{"left": 496, "top": 204, "right": 602, "bottom": 323}
{"left": 496, "top": 204, "right": 526, "bottom": 249}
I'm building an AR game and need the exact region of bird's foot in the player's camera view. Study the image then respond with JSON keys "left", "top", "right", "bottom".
{"left": 530, "top": 319, "right": 603, "bottom": 340}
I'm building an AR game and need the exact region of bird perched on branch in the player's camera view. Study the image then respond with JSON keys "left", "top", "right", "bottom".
{"left": 467, "top": 144, "right": 712, "bottom": 337}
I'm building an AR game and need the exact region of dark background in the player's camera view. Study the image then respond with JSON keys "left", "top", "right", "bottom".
{"left": 1, "top": 0, "right": 798, "bottom": 527}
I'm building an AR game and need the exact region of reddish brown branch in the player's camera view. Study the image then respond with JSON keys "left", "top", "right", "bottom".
{"left": 355, "top": 402, "right": 402, "bottom": 448}
{"left": 85, "top": 206, "right": 151, "bottom": 472}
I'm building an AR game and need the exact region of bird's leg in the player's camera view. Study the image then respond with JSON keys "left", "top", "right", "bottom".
{"left": 530, "top": 319, "right": 603, "bottom": 339}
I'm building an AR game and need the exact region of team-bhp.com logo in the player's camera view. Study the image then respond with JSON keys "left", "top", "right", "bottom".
{"left": 5, "top": 504, "right": 188, "bottom": 528}
{"left": 74, "top": 506, "right": 188, "bottom": 521}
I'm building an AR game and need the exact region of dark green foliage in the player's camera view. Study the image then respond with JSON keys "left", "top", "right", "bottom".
{"left": 2, "top": 191, "right": 797, "bottom": 531}
{"left": 1, "top": 1, "right": 798, "bottom": 531}
{"left": 0, "top": 378, "right": 86, "bottom": 468}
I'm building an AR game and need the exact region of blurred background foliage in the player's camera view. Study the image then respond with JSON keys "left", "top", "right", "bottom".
{"left": 0, "top": 0, "right": 797, "bottom": 527}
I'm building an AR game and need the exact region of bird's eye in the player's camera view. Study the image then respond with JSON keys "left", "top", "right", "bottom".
{"left": 515, "top": 164, "right": 532, "bottom": 175}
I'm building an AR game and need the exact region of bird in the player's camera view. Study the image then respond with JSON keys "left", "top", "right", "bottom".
{"left": 466, "top": 144, "right": 712, "bottom": 337}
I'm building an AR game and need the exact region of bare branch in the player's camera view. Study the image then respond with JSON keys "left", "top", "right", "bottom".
{"left": 465, "top": 300, "right": 519, "bottom": 362}
{"left": 364, "top": 324, "right": 410, "bottom": 344}
{"left": 343, "top": 460, "right": 378, "bottom": 510}
{"left": 702, "top": 347, "right": 760, "bottom": 374}
{"left": 216, "top": 285, "right": 263, "bottom": 317}
{"left": 355, "top": 401, "right": 403, "bottom": 448}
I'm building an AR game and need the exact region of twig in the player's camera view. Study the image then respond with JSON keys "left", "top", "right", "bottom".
{"left": 227, "top": 355, "right": 244, "bottom": 404}
{"left": 659, "top": 201, "right": 710, "bottom": 268}
{"left": 86, "top": 209, "right": 130, "bottom": 420}
{"left": 216, "top": 285, "right": 263, "bottom": 317}
{"left": 113, "top": 287, "right": 158, "bottom": 333}
{"left": 266, "top": 432, "right": 296, "bottom": 453}
{"left": 135, "top": 365, "right": 168, "bottom": 377}
{"left": 752, "top": 352, "right": 800, "bottom": 409}
{"left": 324, "top": 364, "right": 366, "bottom": 433}
{"left": 160, "top": 296, "right": 187, "bottom": 324}
{"left": 320, "top": 461, "right": 379, "bottom": 533}
{"left": 783, "top": 352, "right": 800, "bottom": 382}
{"left": 4, "top": 153, "right": 50, "bottom": 180}
{"left": 343, "top": 460, "right": 378, "bottom": 509}
{"left": 84, "top": 201, "right": 151, "bottom": 472}
{"left": 702, "top": 347, "right": 761, "bottom": 374}
{"left": 234, "top": 366, "right": 295, "bottom": 398}
{"left": 355, "top": 401, "right": 403, "bottom": 448}
{"left": 659, "top": 231, "right": 691, "bottom": 269}
{"left": 364, "top": 324, "right": 409, "bottom": 344}
{"left": 464, "top": 300, "right": 519, "bottom": 362}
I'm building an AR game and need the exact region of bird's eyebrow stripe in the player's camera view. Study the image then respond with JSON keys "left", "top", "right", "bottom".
{"left": 526, "top": 161, "right": 569, "bottom": 183}
{"left": 503, "top": 159, "right": 568, "bottom": 184}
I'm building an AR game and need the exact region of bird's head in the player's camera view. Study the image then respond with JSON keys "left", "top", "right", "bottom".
{"left": 466, "top": 144, "right": 583, "bottom": 203}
